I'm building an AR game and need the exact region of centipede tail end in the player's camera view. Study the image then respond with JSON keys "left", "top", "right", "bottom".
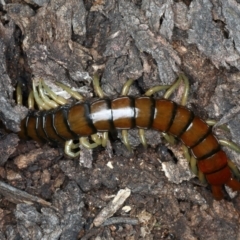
{"left": 211, "top": 185, "right": 224, "bottom": 200}
{"left": 226, "top": 178, "right": 240, "bottom": 192}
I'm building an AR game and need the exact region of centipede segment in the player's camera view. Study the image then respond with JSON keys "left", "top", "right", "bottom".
{"left": 3, "top": 74, "right": 240, "bottom": 200}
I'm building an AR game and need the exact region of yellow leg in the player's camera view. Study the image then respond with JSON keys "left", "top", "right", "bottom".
{"left": 163, "top": 73, "right": 190, "bottom": 107}
{"left": 55, "top": 81, "right": 83, "bottom": 101}
{"left": 101, "top": 132, "right": 108, "bottom": 147}
{"left": 205, "top": 120, "right": 229, "bottom": 132}
{"left": 228, "top": 159, "right": 240, "bottom": 179}
{"left": 182, "top": 145, "right": 191, "bottom": 163}
{"left": 179, "top": 73, "right": 189, "bottom": 106}
{"left": 33, "top": 79, "right": 84, "bottom": 158}
{"left": 80, "top": 137, "right": 100, "bottom": 149}
{"left": 90, "top": 132, "right": 109, "bottom": 147}
{"left": 33, "top": 79, "right": 70, "bottom": 110}
{"left": 184, "top": 144, "right": 207, "bottom": 183}
{"left": 91, "top": 134, "right": 102, "bottom": 145}
{"left": 198, "top": 170, "right": 207, "bottom": 184}
{"left": 206, "top": 119, "right": 217, "bottom": 126}
{"left": 183, "top": 144, "right": 207, "bottom": 183}
{"left": 32, "top": 81, "right": 51, "bottom": 110}
{"left": 122, "top": 130, "right": 132, "bottom": 151}
{"left": 163, "top": 76, "right": 182, "bottom": 99}
{"left": 219, "top": 139, "right": 240, "bottom": 153}
{"left": 41, "top": 80, "right": 68, "bottom": 105}
{"left": 65, "top": 134, "right": 106, "bottom": 157}
{"left": 183, "top": 144, "right": 202, "bottom": 180}
{"left": 121, "top": 79, "right": 134, "bottom": 96}
{"left": 144, "top": 85, "right": 170, "bottom": 96}
{"left": 16, "top": 82, "right": 22, "bottom": 105}
{"left": 93, "top": 73, "right": 105, "bottom": 98}
{"left": 38, "top": 80, "right": 59, "bottom": 108}
{"left": 28, "top": 91, "right": 35, "bottom": 110}
{"left": 138, "top": 129, "right": 147, "bottom": 149}
{"left": 162, "top": 132, "right": 176, "bottom": 145}
{"left": 189, "top": 156, "right": 198, "bottom": 176}
{"left": 64, "top": 140, "right": 80, "bottom": 158}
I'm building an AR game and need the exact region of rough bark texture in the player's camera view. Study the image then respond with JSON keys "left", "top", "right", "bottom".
{"left": 1, "top": 0, "right": 240, "bottom": 239}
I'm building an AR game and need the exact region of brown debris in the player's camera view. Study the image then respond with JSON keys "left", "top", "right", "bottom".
{"left": 0, "top": 181, "right": 51, "bottom": 206}
{"left": 93, "top": 188, "right": 131, "bottom": 227}
{"left": 13, "top": 147, "right": 59, "bottom": 169}
{"left": 0, "top": 133, "right": 19, "bottom": 166}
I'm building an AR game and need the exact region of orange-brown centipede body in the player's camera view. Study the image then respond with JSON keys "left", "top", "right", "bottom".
{"left": 1, "top": 75, "right": 240, "bottom": 201}
{"left": 14, "top": 95, "right": 240, "bottom": 200}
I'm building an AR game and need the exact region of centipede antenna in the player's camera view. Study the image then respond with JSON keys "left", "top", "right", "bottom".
{"left": 101, "top": 132, "right": 108, "bottom": 147}
{"left": 138, "top": 129, "right": 147, "bottom": 149}
{"left": 91, "top": 133, "right": 102, "bottom": 145}
{"left": 93, "top": 73, "right": 105, "bottom": 98}
{"left": 38, "top": 80, "right": 59, "bottom": 108}
{"left": 41, "top": 80, "right": 68, "bottom": 105}
{"left": 65, "top": 140, "right": 80, "bottom": 157}
{"left": 16, "top": 82, "right": 23, "bottom": 105}
{"left": 163, "top": 76, "right": 182, "bottom": 99}
{"left": 144, "top": 85, "right": 170, "bottom": 96}
{"left": 121, "top": 79, "right": 134, "bottom": 96}
{"left": 219, "top": 139, "right": 240, "bottom": 153}
{"left": 189, "top": 156, "right": 198, "bottom": 176}
{"left": 179, "top": 73, "right": 189, "bottom": 106}
{"left": 80, "top": 137, "right": 99, "bottom": 149}
{"left": 122, "top": 130, "right": 132, "bottom": 152}
{"left": 28, "top": 91, "right": 35, "bottom": 110}
{"left": 227, "top": 159, "right": 240, "bottom": 179}
{"left": 55, "top": 81, "right": 83, "bottom": 101}
{"left": 32, "top": 81, "right": 51, "bottom": 110}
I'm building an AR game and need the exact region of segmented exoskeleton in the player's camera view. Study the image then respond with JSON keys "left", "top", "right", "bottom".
{"left": 3, "top": 73, "right": 240, "bottom": 200}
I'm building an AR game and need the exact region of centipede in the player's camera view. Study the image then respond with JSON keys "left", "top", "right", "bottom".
{"left": 1, "top": 73, "right": 240, "bottom": 200}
